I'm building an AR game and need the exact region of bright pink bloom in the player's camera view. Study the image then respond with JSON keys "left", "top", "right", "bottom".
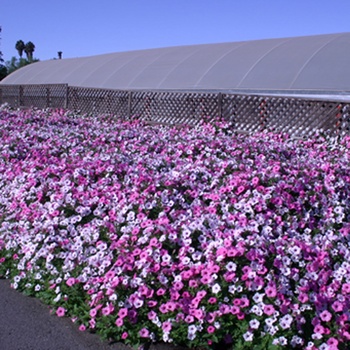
{"left": 115, "top": 318, "right": 123, "bottom": 327}
{"left": 319, "top": 310, "right": 332, "bottom": 322}
{"left": 263, "top": 304, "right": 275, "bottom": 316}
{"left": 331, "top": 301, "right": 343, "bottom": 312}
{"left": 207, "top": 325, "right": 215, "bottom": 334}
{"left": 139, "top": 328, "right": 150, "bottom": 338}
{"left": 121, "top": 332, "right": 128, "bottom": 339}
{"left": 66, "top": 277, "right": 75, "bottom": 287}
{"left": 56, "top": 307, "right": 66, "bottom": 317}
{"left": 118, "top": 308, "right": 128, "bottom": 318}
{"left": 162, "top": 321, "right": 172, "bottom": 332}
{"left": 265, "top": 286, "right": 277, "bottom": 298}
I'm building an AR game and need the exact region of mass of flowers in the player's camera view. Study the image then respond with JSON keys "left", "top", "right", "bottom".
{"left": 0, "top": 106, "right": 350, "bottom": 350}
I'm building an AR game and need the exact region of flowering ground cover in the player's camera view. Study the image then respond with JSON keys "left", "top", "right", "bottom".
{"left": 0, "top": 106, "right": 350, "bottom": 350}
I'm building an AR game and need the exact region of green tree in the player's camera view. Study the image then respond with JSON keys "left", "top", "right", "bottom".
{"left": 0, "top": 66, "right": 7, "bottom": 80}
{"left": 0, "top": 26, "right": 7, "bottom": 80}
{"left": 5, "top": 56, "right": 39, "bottom": 75}
{"left": 15, "top": 40, "right": 25, "bottom": 58}
{"left": 0, "top": 27, "right": 2, "bottom": 61}
{"left": 24, "top": 41, "right": 35, "bottom": 61}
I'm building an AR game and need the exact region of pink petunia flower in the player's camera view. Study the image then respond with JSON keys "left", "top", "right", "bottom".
{"left": 162, "top": 321, "right": 172, "bottom": 332}
{"left": 331, "top": 301, "right": 343, "bottom": 313}
{"left": 319, "top": 310, "right": 332, "bottom": 322}
{"left": 207, "top": 325, "right": 215, "bottom": 334}
{"left": 139, "top": 328, "right": 150, "bottom": 338}
{"left": 263, "top": 304, "right": 275, "bottom": 316}
{"left": 121, "top": 332, "right": 128, "bottom": 339}
{"left": 56, "top": 307, "right": 66, "bottom": 317}
{"left": 115, "top": 318, "right": 123, "bottom": 327}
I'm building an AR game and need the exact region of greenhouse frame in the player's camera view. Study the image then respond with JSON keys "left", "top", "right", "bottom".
{"left": 1, "top": 32, "right": 350, "bottom": 135}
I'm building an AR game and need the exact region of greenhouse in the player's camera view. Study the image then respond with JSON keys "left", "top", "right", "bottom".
{"left": 1, "top": 33, "right": 350, "bottom": 136}
{"left": 2, "top": 32, "right": 350, "bottom": 95}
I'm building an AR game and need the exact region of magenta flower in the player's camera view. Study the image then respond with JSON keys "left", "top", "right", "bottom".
{"left": 207, "top": 325, "right": 215, "bottom": 334}
{"left": 319, "top": 310, "right": 332, "bottom": 322}
{"left": 115, "top": 318, "right": 123, "bottom": 327}
{"left": 162, "top": 321, "right": 172, "bottom": 332}
{"left": 332, "top": 300, "right": 343, "bottom": 312}
{"left": 118, "top": 308, "right": 128, "bottom": 318}
{"left": 1, "top": 108, "right": 350, "bottom": 349}
{"left": 56, "top": 307, "right": 66, "bottom": 317}
{"left": 121, "top": 332, "right": 128, "bottom": 339}
{"left": 263, "top": 304, "right": 275, "bottom": 316}
{"left": 139, "top": 328, "right": 150, "bottom": 338}
{"left": 66, "top": 277, "right": 75, "bottom": 287}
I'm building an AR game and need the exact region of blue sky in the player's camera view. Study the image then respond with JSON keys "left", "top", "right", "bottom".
{"left": 1, "top": 0, "right": 350, "bottom": 62}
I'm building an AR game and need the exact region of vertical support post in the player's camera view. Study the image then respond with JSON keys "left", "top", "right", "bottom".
{"left": 65, "top": 85, "right": 69, "bottom": 109}
{"left": 128, "top": 91, "right": 132, "bottom": 119}
{"left": 335, "top": 103, "right": 342, "bottom": 134}
{"left": 218, "top": 92, "right": 222, "bottom": 119}
{"left": 19, "top": 85, "right": 24, "bottom": 107}
{"left": 259, "top": 98, "right": 267, "bottom": 131}
{"left": 46, "top": 87, "right": 50, "bottom": 108}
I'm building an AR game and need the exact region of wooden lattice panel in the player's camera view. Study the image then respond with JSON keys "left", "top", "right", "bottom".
{"left": 130, "top": 91, "right": 157, "bottom": 121}
{"left": 46, "top": 84, "right": 68, "bottom": 108}
{"left": 68, "top": 87, "right": 130, "bottom": 116}
{"left": 69, "top": 87, "right": 101, "bottom": 114}
{"left": 222, "top": 94, "right": 266, "bottom": 132}
{"left": 0, "top": 84, "right": 67, "bottom": 109}
{"left": 262, "top": 98, "right": 342, "bottom": 137}
{"left": 1, "top": 84, "right": 350, "bottom": 136}
{"left": 261, "top": 97, "right": 308, "bottom": 135}
{"left": 339, "top": 104, "right": 350, "bottom": 134}
{"left": 21, "top": 85, "right": 67, "bottom": 109}
{"left": 103, "top": 90, "right": 130, "bottom": 117}
{"left": 130, "top": 91, "right": 219, "bottom": 125}
{"left": 23, "top": 85, "right": 47, "bottom": 108}
{"left": 0, "top": 85, "right": 20, "bottom": 107}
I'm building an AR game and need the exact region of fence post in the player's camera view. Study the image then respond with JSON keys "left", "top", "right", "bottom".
{"left": 218, "top": 92, "right": 223, "bottom": 119}
{"left": 259, "top": 97, "right": 268, "bottom": 130}
{"left": 335, "top": 103, "right": 342, "bottom": 134}
{"left": 128, "top": 91, "right": 132, "bottom": 119}
{"left": 46, "top": 87, "right": 50, "bottom": 108}
{"left": 65, "top": 85, "right": 69, "bottom": 109}
{"left": 19, "top": 85, "right": 24, "bottom": 107}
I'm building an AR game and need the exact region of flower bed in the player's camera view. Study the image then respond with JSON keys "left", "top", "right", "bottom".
{"left": 0, "top": 107, "right": 350, "bottom": 350}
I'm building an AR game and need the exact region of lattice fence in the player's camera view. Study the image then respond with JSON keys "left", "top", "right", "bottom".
{"left": 0, "top": 84, "right": 19, "bottom": 107}
{"left": 221, "top": 95, "right": 347, "bottom": 136}
{"left": 130, "top": 91, "right": 219, "bottom": 125}
{"left": 0, "top": 84, "right": 68, "bottom": 109}
{"left": 68, "top": 87, "right": 129, "bottom": 117}
{"left": 1, "top": 83, "right": 349, "bottom": 136}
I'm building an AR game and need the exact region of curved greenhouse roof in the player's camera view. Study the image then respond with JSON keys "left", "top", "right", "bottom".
{"left": 2, "top": 32, "right": 350, "bottom": 93}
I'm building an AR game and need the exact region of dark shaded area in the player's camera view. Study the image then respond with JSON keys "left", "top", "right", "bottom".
{"left": 0, "top": 279, "right": 186, "bottom": 350}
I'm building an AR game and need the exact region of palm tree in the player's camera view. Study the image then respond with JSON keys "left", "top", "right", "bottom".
{"left": 15, "top": 40, "right": 25, "bottom": 58}
{"left": 24, "top": 41, "right": 35, "bottom": 61}
{"left": 0, "top": 26, "right": 3, "bottom": 64}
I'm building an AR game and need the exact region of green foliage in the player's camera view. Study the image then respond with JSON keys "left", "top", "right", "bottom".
{"left": 0, "top": 26, "right": 6, "bottom": 80}
{"left": 24, "top": 41, "right": 35, "bottom": 61}
{"left": 15, "top": 40, "right": 25, "bottom": 58}
{"left": 5, "top": 56, "right": 39, "bottom": 75}
{"left": 0, "top": 64, "right": 7, "bottom": 80}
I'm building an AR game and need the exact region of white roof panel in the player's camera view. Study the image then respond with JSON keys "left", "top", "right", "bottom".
{"left": 2, "top": 33, "right": 350, "bottom": 92}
